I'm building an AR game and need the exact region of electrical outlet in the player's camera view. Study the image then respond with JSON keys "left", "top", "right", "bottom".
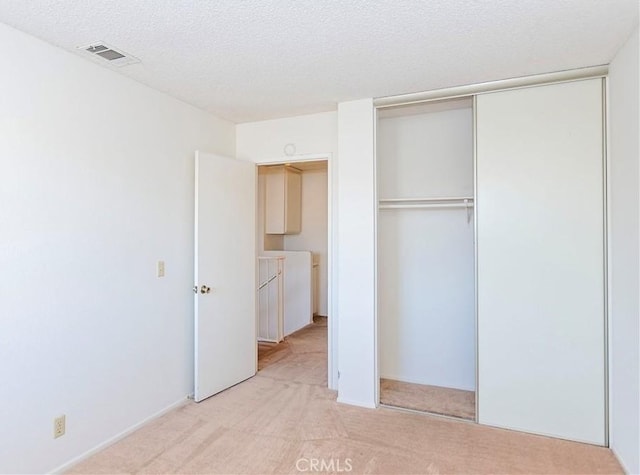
{"left": 53, "top": 415, "right": 65, "bottom": 439}
{"left": 157, "top": 260, "right": 165, "bottom": 278}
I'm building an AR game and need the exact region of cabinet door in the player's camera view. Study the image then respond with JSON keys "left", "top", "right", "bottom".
{"left": 285, "top": 169, "right": 302, "bottom": 234}
{"left": 265, "top": 169, "right": 285, "bottom": 234}
{"left": 476, "top": 79, "right": 605, "bottom": 444}
{"left": 265, "top": 167, "right": 302, "bottom": 234}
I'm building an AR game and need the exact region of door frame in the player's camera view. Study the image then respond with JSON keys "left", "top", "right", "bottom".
{"left": 256, "top": 153, "right": 337, "bottom": 390}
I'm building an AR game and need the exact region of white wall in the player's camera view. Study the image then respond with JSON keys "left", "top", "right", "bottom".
{"left": 377, "top": 106, "right": 475, "bottom": 391}
{"left": 284, "top": 168, "right": 329, "bottom": 316}
{"left": 377, "top": 104, "right": 473, "bottom": 199}
{"left": 609, "top": 26, "right": 640, "bottom": 474}
{"left": 336, "top": 99, "right": 377, "bottom": 407}
{"left": 236, "top": 111, "right": 337, "bottom": 161}
{"left": 0, "top": 23, "right": 235, "bottom": 474}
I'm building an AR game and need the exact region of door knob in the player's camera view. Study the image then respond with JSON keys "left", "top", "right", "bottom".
{"left": 200, "top": 285, "right": 211, "bottom": 294}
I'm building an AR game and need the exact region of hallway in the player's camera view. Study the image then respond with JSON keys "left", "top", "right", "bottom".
{"left": 258, "top": 316, "right": 327, "bottom": 375}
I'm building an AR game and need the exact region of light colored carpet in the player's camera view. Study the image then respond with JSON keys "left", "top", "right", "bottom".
{"left": 380, "top": 379, "right": 475, "bottom": 421}
{"left": 68, "top": 317, "right": 622, "bottom": 474}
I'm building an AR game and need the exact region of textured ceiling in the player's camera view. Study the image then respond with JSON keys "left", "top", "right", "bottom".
{"left": 0, "top": 0, "right": 637, "bottom": 123}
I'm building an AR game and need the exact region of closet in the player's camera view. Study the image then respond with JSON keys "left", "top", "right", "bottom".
{"left": 377, "top": 98, "right": 476, "bottom": 420}
{"left": 376, "top": 75, "right": 606, "bottom": 445}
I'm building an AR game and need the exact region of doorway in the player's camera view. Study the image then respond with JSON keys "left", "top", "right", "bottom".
{"left": 255, "top": 158, "right": 332, "bottom": 387}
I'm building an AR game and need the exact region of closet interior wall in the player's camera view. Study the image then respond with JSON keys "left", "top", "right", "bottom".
{"left": 377, "top": 98, "right": 476, "bottom": 415}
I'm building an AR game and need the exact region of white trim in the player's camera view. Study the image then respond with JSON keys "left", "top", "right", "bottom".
{"left": 373, "top": 108, "right": 379, "bottom": 407}
{"left": 257, "top": 153, "right": 333, "bottom": 164}
{"left": 328, "top": 153, "right": 338, "bottom": 391}
{"left": 473, "top": 94, "right": 479, "bottom": 424}
{"left": 374, "top": 65, "right": 608, "bottom": 109}
{"left": 601, "top": 77, "right": 611, "bottom": 447}
{"left": 50, "top": 397, "right": 190, "bottom": 474}
{"left": 256, "top": 153, "right": 338, "bottom": 390}
{"left": 605, "top": 76, "right": 614, "bottom": 449}
{"left": 612, "top": 447, "right": 632, "bottom": 474}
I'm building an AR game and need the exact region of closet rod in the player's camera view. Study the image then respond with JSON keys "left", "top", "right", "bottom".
{"left": 378, "top": 196, "right": 473, "bottom": 203}
{"left": 379, "top": 202, "right": 475, "bottom": 210}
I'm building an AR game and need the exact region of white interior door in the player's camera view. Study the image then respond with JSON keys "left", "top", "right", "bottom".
{"left": 194, "top": 151, "right": 256, "bottom": 402}
{"left": 476, "top": 79, "right": 605, "bottom": 444}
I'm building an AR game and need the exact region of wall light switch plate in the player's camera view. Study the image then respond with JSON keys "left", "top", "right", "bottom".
{"left": 54, "top": 415, "right": 65, "bottom": 438}
{"left": 157, "top": 260, "right": 165, "bottom": 278}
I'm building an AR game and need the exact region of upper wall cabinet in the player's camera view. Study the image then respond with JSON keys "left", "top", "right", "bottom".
{"left": 265, "top": 165, "right": 302, "bottom": 234}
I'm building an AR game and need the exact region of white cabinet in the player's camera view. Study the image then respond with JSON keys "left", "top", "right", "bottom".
{"left": 265, "top": 165, "right": 302, "bottom": 234}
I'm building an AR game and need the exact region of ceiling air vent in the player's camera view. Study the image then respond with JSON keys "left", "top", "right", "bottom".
{"left": 78, "top": 42, "right": 140, "bottom": 67}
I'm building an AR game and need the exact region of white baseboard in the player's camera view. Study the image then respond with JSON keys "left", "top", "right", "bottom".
{"left": 50, "top": 396, "right": 190, "bottom": 474}
{"left": 611, "top": 447, "right": 633, "bottom": 475}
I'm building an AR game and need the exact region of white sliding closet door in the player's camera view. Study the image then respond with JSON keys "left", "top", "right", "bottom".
{"left": 476, "top": 79, "right": 605, "bottom": 445}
